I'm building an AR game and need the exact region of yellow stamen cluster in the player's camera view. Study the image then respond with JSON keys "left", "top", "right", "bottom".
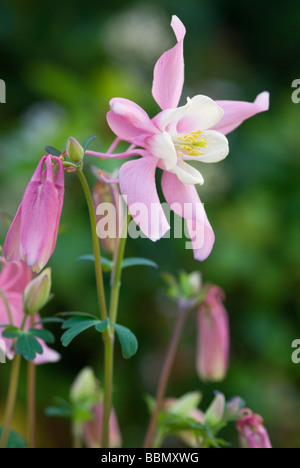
{"left": 176, "top": 130, "right": 208, "bottom": 158}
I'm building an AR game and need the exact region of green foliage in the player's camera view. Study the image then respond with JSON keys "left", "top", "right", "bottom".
{"left": 77, "top": 255, "right": 158, "bottom": 272}
{"left": 0, "top": 427, "right": 27, "bottom": 448}
{"left": 82, "top": 136, "right": 96, "bottom": 152}
{"left": 61, "top": 316, "right": 107, "bottom": 347}
{"left": 44, "top": 146, "right": 62, "bottom": 157}
{"left": 113, "top": 323, "right": 138, "bottom": 359}
{"left": 1, "top": 325, "right": 56, "bottom": 361}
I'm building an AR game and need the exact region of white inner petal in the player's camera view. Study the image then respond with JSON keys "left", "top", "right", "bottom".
{"left": 171, "top": 163, "right": 204, "bottom": 185}
{"left": 145, "top": 132, "right": 177, "bottom": 171}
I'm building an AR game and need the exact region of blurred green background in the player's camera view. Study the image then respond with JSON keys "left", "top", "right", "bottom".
{"left": 0, "top": 0, "right": 299, "bottom": 448}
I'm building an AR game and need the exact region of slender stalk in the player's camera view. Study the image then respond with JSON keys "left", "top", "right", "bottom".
{"left": 27, "top": 316, "right": 36, "bottom": 448}
{"left": 72, "top": 422, "right": 82, "bottom": 449}
{"left": 76, "top": 168, "right": 108, "bottom": 321}
{"left": 107, "top": 137, "right": 121, "bottom": 154}
{"left": 0, "top": 290, "right": 13, "bottom": 325}
{"left": 0, "top": 354, "right": 21, "bottom": 448}
{"left": 0, "top": 313, "right": 27, "bottom": 448}
{"left": 102, "top": 215, "right": 129, "bottom": 448}
{"left": 143, "top": 306, "right": 189, "bottom": 448}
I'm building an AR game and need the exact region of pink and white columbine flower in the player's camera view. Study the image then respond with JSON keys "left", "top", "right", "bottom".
{"left": 4, "top": 155, "right": 64, "bottom": 273}
{"left": 0, "top": 259, "right": 60, "bottom": 364}
{"left": 87, "top": 16, "right": 269, "bottom": 261}
{"left": 236, "top": 409, "right": 272, "bottom": 448}
{"left": 196, "top": 285, "right": 229, "bottom": 382}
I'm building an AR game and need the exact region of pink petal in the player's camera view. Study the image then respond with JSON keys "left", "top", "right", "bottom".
{"left": 3, "top": 204, "right": 22, "bottom": 263}
{"left": 161, "top": 172, "right": 215, "bottom": 261}
{"left": 152, "top": 16, "right": 186, "bottom": 110}
{"left": 119, "top": 157, "right": 170, "bottom": 241}
{"left": 0, "top": 260, "right": 32, "bottom": 294}
{"left": 196, "top": 289, "right": 229, "bottom": 381}
{"left": 20, "top": 179, "right": 60, "bottom": 271}
{"left": 107, "top": 98, "right": 157, "bottom": 144}
{"left": 33, "top": 341, "right": 60, "bottom": 365}
{"left": 213, "top": 91, "right": 269, "bottom": 135}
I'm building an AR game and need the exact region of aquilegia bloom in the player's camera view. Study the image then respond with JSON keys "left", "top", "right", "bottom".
{"left": 196, "top": 285, "right": 229, "bottom": 382}
{"left": 87, "top": 16, "right": 269, "bottom": 260}
{"left": 236, "top": 409, "right": 272, "bottom": 448}
{"left": 4, "top": 155, "right": 64, "bottom": 273}
{"left": 0, "top": 258, "right": 60, "bottom": 363}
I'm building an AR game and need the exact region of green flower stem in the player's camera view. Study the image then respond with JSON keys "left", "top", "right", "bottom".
{"left": 143, "top": 305, "right": 189, "bottom": 448}
{"left": 76, "top": 168, "right": 108, "bottom": 321}
{"left": 27, "top": 316, "right": 36, "bottom": 449}
{"left": 102, "top": 214, "right": 129, "bottom": 448}
{"left": 0, "top": 354, "right": 22, "bottom": 448}
{"left": 0, "top": 312, "right": 27, "bottom": 448}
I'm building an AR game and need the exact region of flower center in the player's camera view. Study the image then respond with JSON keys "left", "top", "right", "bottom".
{"left": 174, "top": 130, "right": 208, "bottom": 157}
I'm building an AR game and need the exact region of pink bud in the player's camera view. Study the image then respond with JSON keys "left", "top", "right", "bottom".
{"left": 236, "top": 409, "right": 272, "bottom": 448}
{"left": 92, "top": 169, "right": 124, "bottom": 254}
{"left": 196, "top": 286, "right": 229, "bottom": 382}
{"left": 4, "top": 155, "right": 64, "bottom": 273}
{"left": 83, "top": 403, "right": 122, "bottom": 448}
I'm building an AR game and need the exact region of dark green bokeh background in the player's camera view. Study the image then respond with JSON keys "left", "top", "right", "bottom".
{"left": 0, "top": 0, "right": 299, "bottom": 448}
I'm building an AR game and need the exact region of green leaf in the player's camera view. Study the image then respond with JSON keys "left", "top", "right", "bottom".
{"left": 0, "top": 427, "right": 26, "bottom": 448}
{"left": 113, "top": 323, "right": 138, "bottom": 359}
{"left": 2, "top": 326, "right": 23, "bottom": 339}
{"left": 95, "top": 318, "right": 109, "bottom": 333}
{"left": 28, "top": 328, "right": 55, "bottom": 343}
{"left": 57, "top": 311, "right": 98, "bottom": 320}
{"left": 33, "top": 317, "right": 64, "bottom": 326}
{"left": 82, "top": 135, "right": 96, "bottom": 152}
{"left": 44, "top": 146, "right": 62, "bottom": 157}
{"left": 61, "top": 317, "right": 100, "bottom": 347}
{"left": 16, "top": 333, "right": 43, "bottom": 361}
{"left": 45, "top": 406, "right": 72, "bottom": 418}
{"left": 77, "top": 255, "right": 113, "bottom": 272}
{"left": 45, "top": 399, "right": 73, "bottom": 418}
{"left": 122, "top": 257, "right": 158, "bottom": 269}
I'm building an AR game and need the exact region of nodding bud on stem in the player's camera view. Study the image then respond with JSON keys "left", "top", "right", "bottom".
{"left": 4, "top": 155, "right": 65, "bottom": 273}
{"left": 236, "top": 409, "right": 272, "bottom": 449}
{"left": 23, "top": 268, "right": 52, "bottom": 315}
{"left": 66, "top": 137, "right": 84, "bottom": 163}
{"left": 205, "top": 393, "right": 225, "bottom": 426}
{"left": 92, "top": 169, "right": 124, "bottom": 254}
{"left": 196, "top": 285, "right": 229, "bottom": 382}
{"left": 70, "top": 367, "right": 98, "bottom": 404}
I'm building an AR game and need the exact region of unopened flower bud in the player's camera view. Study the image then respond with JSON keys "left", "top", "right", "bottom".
{"left": 196, "top": 285, "right": 229, "bottom": 382}
{"left": 236, "top": 409, "right": 272, "bottom": 448}
{"left": 70, "top": 367, "right": 98, "bottom": 404}
{"left": 83, "top": 403, "right": 122, "bottom": 448}
{"left": 66, "top": 137, "right": 84, "bottom": 163}
{"left": 225, "top": 397, "right": 245, "bottom": 420}
{"left": 205, "top": 393, "right": 225, "bottom": 426}
{"left": 23, "top": 268, "right": 51, "bottom": 315}
{"left": 93, "top": 169, "right": 124, "bottom": 254}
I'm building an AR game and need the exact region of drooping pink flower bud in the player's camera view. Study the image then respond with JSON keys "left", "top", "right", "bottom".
{"left": 92, "top": 168, "right": 125, "bottom": 254}
{"left": 236, "top": 409, "right": 272, "bottom": 448}
{"left": 83, "top": 403, "right": 122, "bottom": 448}
{"left": 196, "top": 285, "right": 229, "bottom": 382}
{"left": 4, "top": 155, "right": 64, "bottom": 273}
